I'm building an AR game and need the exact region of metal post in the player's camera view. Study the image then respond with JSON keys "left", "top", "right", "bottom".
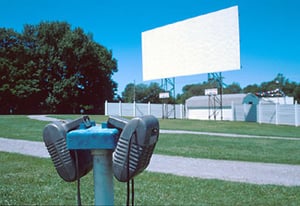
{"left": 213, "top": 95, "right": 216, "bottom": 120}
{"left": 173, "top": 77, "right": 176, "bottom": 119}
{"left": 92, "top": 150, "right": 114, "bottom": 206}
{"left": 219, "top": 72, "right": 223, "bottom": 121}
{"left": 208, "top": 95, "right": 211, "bottom": 120}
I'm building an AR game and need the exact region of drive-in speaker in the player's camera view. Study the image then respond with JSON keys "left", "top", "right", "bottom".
{"left": 43, "top": 116, "right": 93, "bottom": 182}
{"left": 111, "top": 115, "right": 159, "bottom": 182}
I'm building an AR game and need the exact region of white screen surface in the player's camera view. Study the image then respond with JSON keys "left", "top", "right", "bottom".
{"left": 142, "top": 6, "right": 240, "bottom": 81}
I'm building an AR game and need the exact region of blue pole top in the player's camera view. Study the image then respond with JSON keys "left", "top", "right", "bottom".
{"left": 66, "top": 124, "right": 119, "bottom": 150}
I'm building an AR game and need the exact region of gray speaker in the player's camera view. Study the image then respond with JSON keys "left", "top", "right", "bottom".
{"left": 43, "top": 116, "right": 93, "bottom": 182}
{"left": 110, "top": 115, "right": 159, "bottom": 182}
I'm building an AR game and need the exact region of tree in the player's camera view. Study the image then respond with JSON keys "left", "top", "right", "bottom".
{"left": 0, "top": 22, "right": 117, "bottom": 114}
{"left": 122, "top": 82, "right": 163, "bottom": 103}
{"left": 223, "top": 82, "right": 242, "bottom": 94}
{"left": 0, "top": 28, "right": 41, "bottom": 113}
{"left": 294, "top": 85, "right": 300, "bottom": 103}
{"left": 243, "top": 84, "right": 260, "bottom": 94}
{"left": 177, "top": 73, "right": 300, "bottom": 104}
{"left": 145, "top": 82, "right": 164, "bottom": 103}
{"left": 176, "top": 80, "right": 219, "bottom": 104}
{"left": 122, "top": 83, "right": 135, "bottom": 102}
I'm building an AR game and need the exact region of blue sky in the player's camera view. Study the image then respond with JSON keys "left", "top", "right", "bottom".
{"left": 1, "top": 0, "right": 299, "bottom": 95}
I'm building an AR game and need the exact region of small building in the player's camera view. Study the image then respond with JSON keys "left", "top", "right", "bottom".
{"left": 186, "top": 93, "right": 250, "bottom": 120}
{"left": 185, "top": 93, "right": 294, "bottom": 121}
{"left": 259, "top": 96, "right": 294, "bottom": 104}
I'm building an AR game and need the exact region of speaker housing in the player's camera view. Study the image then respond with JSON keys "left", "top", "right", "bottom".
{"left": 43, "top": 116, "right": 93, "bottom": 182}
{"left": 112, "top": 115, "right": 159, "bottom": 182}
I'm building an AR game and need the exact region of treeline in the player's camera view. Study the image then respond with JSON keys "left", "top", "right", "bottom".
{"left": 121, "top": 74, "right": 300, "bottom": 104}
{"left": 0, "top": 22, "right": 117, "bottom": 114}
{"left": 1, "top": 22, "right": 299, "bottom": 114}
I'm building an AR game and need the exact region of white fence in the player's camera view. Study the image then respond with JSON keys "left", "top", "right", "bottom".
{"left": 105, "top": 101, "right": 299, "bottom": 126}
{"left": 232, "top": 103, "right": 299, "bottom": 127}
{"left": 105, "top": 101, "right": 185, "bottom": 119}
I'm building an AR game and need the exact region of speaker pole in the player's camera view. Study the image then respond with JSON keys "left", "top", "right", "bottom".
{"left": 92, "top": 150, "right": 114, "bottom": 205}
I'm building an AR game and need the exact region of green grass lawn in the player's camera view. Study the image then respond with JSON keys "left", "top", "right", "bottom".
{"left": 50, "top": 114, "right": 300, "bottom": 137}
{"left": 1, "top": 115, "right": 299, "bottom": 141}
{"left": 0, "top": 115, "right": 299, "bottom": 165}
{"left": 156, "top": 133, "right": 300, "bottom": 164}
{"left": 158, "top": 118, "right": 300, "bottom": 138}
{"left": 0, "top": 115, "right": 46, "bottom": 141}
{"left": 1, "top": 152, "right": 300, "bottom": 206}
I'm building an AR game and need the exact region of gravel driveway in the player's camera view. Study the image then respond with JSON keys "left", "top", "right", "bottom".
{"left": 1, "top": 136, "right": 300, "bottom": 186}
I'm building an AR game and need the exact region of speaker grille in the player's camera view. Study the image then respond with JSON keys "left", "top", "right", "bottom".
{"left": 47, "top": 138, "right": 73, "bottom": 168}
{"left": 46, "top": 137, "right": 75, "bottom": 182}
{"left": 113, "top": 137, "right": 155, "bottom": 182}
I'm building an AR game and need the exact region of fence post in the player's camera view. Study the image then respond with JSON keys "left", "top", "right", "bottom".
{"left": 133, "top": 101, "right": 136, "bottom": 117}
{"left": 258, "top": 102, "right": 261, "bottom": 124}
{"left": 179, "top": 104, "right": 183, "bottom": 119}
{"left": 118, "top": 101, "right": 122, "bottom": 116}
{"left": 148, "top": 102, "right": 151, "bottom": 115}
{"left": 275, "top": 103, "right": 279, "bottom": 125}
{"left": 295, "top": 102, "right": 299, "bottom": 127}
{"left": 105, "top": 100, "right": 108, "bottom": 116}
{"left": 231, "top": 101, "right": 234, "bottom": 121}
{"left": 185, "top": 104, "right": 188, "bottom": 119}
